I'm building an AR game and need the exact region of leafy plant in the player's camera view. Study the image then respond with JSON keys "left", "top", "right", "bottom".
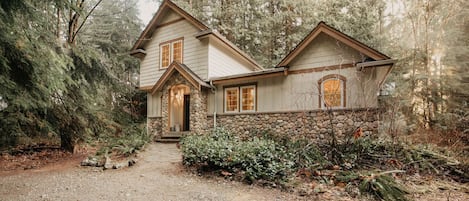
{"left": 181, "top": 128, "right": 297, "bottom": 183}
{"left": 359, "top": 172, "right": 408, "bottom": 201}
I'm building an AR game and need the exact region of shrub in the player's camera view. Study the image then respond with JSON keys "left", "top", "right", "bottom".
{"left": 181, "top": 128, "right": 296, "bottom": 183}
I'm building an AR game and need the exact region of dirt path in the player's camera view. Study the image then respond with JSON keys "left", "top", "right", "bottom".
{"left": 0, "top": 143, "right": 305, "bottom": 201}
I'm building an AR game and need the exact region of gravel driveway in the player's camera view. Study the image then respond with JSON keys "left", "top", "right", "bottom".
{"left": 0, "top": 143, "right": 304, "bottom": 201}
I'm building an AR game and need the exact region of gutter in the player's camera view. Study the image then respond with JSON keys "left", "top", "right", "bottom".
{"left": 355, "top": 59, "right": 397, "bottom": 88}
{"left": 355, "top": 59, "right": 397, "bottom": 71}
{"left": 209, "top": 80, "right": 217, "bottom": 128}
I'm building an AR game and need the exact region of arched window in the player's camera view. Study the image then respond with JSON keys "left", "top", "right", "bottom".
{"left": 318, "top": 74, "right": 346, "bottom": 108}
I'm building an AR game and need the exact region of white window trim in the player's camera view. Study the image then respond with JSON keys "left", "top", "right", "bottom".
{"left": 159, "top": 39, "right": 183, "bottom": 69}
{"left": 240, "top": 85, "right": 256, "bottom": 112}
{"left": 321, "top": 79, "right": 344, "bottom": 109}
{"left": 224, "top": 87, "right": 239, "bottom": 113}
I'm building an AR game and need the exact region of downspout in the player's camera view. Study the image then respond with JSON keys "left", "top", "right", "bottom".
{"left": 210, "top": 80, "right": 217, "bottom": 128}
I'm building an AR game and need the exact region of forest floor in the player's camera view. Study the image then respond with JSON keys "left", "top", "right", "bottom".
{"left": 0, "top": 143, "right": 468, "bottom": 201}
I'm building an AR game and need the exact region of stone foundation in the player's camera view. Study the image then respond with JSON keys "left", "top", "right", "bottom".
{"left": 148, "top": 107, "right": 382, "bottom": 142}
{"left": 148, "top": 117, "right": 162, "bottom": 138}
{"left": 207, "top": 109, "right": 381, "bottom": 142}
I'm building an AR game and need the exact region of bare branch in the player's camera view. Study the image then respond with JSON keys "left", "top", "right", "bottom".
{"left": 70, "top": 0, "right": 104, "bottom": 44}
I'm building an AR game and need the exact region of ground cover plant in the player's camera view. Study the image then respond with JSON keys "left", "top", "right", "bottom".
{"left": 181, "top": 128, "right": 469, "bottom": 200}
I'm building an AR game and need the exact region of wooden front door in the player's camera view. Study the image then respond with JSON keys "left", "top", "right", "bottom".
{"left": 183, "top": 95, "right": 190, "bottom": 131}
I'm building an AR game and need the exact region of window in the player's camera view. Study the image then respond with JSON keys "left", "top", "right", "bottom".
{"left": 172, "top": 40, "right": 182, "bottom": 63}
{"left": 160, "top": 44, "right": 170, "bottom": 68}
{"left": 241, "top": 86, "right": 255, "bottom": 112}
{"left": 225, "top": 87, "right": 239, "bottom": 112}
{"left": 323, "top": 79, "right": 342, "bottom": 107}
{"left": 319, "top": 75, "right": 346, "bottom": 108}
{"left": 160, "top": 39, "right": 183, "bottom": 69}
{"left": 224, "top": 85, "right": 256, "bottom": 113}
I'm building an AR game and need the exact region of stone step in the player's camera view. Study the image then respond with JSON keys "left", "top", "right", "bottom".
{"left": 162, "top": 133, "right": 183, "bottom": 138}
{"left": 156, "top": 138, "right": 180, "bottom": 143}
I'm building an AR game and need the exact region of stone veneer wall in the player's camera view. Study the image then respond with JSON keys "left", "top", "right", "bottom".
{"left": 151, "top": 71, "right": 208, "bottom": 138}
{"left": 207, "top": 109, "right": 381, "bottom": 142}
{"left": 148, "top": 117, "right": 163, "bottom": 138}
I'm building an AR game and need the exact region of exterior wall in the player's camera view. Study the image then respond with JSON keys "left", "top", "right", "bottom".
{"left": 159, "top": 10, "right": 181, "bottom": 24}
{"left": 288, "top": 33, "right": 364, "bottom": 70}
{"left": 207, "top": 109, "right": 381, "bottom": 142}
{"left": 208, "top": 38, "right": 254, "bottom": 78}
{"left": 207, "top": 67, "right": 381, "bottom": 114}
{"left": 147, "top": 71, "right": 209, "bottom": 138}
{"left": 147, "top": 91, "right": 162, "bottom": 117}
{"left": 139, "top": 19, "right": 208, "bottom": 88}
{"left": 148, "top": 117, "right": 163, "bottom": 139}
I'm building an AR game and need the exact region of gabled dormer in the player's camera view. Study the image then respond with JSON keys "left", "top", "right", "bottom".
{"left": 131, "top": 0, "right": 261, "bottom": 91}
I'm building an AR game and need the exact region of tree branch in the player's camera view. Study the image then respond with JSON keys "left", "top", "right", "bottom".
{"left": 70, "top": 0, "right": 104, "bottom": 44}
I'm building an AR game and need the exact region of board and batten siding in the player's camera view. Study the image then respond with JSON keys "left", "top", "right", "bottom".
{"left": 207, "top": 38, "right": 253, "bottom": 78}
{"left": 207, "top": 67, "right": 381, "bottom": 115}
{"left": 147, "top": 91, "right": 162, "bottom": 117}
{"left": 288, "top": 33, "right": 365, "bottom": 70}
{"left": 139, "top": 19, "right": 208, "bottom": 88}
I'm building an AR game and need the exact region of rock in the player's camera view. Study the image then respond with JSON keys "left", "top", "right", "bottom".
{"left": 336, "top": 115, "right": 346, "bottom": 121}
{"left": 81, "top": 157, "right": 100, "bottom": 167}
{"left": 336, "top": 123, "right": 344, "bottom": 128}
{"left": 113, "top": 161, "right": 129, "bottom": 169}
{"left": 128, "top": 159, "right": 137, "bottom": 166}
{"left": 104, "top": 156, "right": 113, "bottom": 170}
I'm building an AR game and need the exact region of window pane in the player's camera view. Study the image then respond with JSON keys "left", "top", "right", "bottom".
{"left": 241, "top": 86, "right": 255, "bottom": 111}
{"left": 225, "top": 88, "right": 238, "bottom": 112}
{"left": 161, "top": 44, "right": 170, "bottom": 68}
{"left": 172, "top": 41, "right": 182, "bottom": 63}
{"left": 323, "top": 79, "right": 341, "bottom": 107}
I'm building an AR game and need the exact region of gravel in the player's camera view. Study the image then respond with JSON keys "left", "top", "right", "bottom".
{"left": 0, "top": 143, "right": 305, "bottom": 201}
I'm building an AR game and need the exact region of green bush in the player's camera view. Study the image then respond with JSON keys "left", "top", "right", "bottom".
{"left": 181, "top": 128, "right": 296, "bottom": 182}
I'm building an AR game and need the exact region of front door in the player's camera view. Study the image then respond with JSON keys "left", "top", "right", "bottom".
{"left": 183, "top": 95, "right": 190, "bottom": 131}
{"left": 169, "top": 85, "right": 190, "bottom": 132}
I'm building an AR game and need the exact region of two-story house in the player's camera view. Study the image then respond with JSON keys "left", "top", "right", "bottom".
{"left": 131, "top": 0, "right": 395, "bottom": 142}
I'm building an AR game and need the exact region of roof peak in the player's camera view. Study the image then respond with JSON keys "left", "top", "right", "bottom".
{"left": 277, "top": 22, "right": 390, "bottom": 67}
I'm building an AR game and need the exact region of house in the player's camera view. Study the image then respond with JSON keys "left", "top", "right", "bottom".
{"left": 130, "top": 0, "right": 395, "bottom": 142}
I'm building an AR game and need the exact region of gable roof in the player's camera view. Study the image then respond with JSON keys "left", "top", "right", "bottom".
{"left": 131, "top": 0, "right": 263, "bottom": 70}
{"left": 195, "top": 29, "right": 263, "bottom": 71}
{"left": 131, "top": 0, "right": 208, "bottom": 51}
{"left": 151, "top": 61, "right": 212, "bottom": 94}
{"left": 277, "top": 21, "right": 390, "bottom": 67}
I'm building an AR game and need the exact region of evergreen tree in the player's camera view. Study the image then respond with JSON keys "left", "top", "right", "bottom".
{"left": 384, "top": 0, "right": 468, "bottom": 131}
{"left": 0, "top": 0, "right": 143, "bottom": 151}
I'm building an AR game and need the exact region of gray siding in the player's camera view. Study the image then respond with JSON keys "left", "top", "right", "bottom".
{"left": 148, "top": 92, "right": 162, "bottom": 117}
{"left": 139, "top": 19, "right": 208, "bottom": 88}
{"left": 208, "top": 38, "right": 253, "bottom": 78}
{"left": 289, "top": 33, "right": 365, "bottom": 70}
{"left": 208, "top": 68, "right": 382, "bottom": 114}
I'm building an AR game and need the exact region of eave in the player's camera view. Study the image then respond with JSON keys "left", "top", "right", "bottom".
{"left": 130, "top": 49, "right": 147, "bottom": 59}
{"left": 130, "top": 0, "right": 208, "bottom": 52}
{"left": 211, "top": 67, "right": 286, "bottom": 85}
{"left": 150, "top": 62, "right": 212, "bottom": 94}
{"left": 277, "top": 21, "right": 391, "bottom": 67}
{"left": 355, "top": 59, "right": 397, "bottom": 88}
